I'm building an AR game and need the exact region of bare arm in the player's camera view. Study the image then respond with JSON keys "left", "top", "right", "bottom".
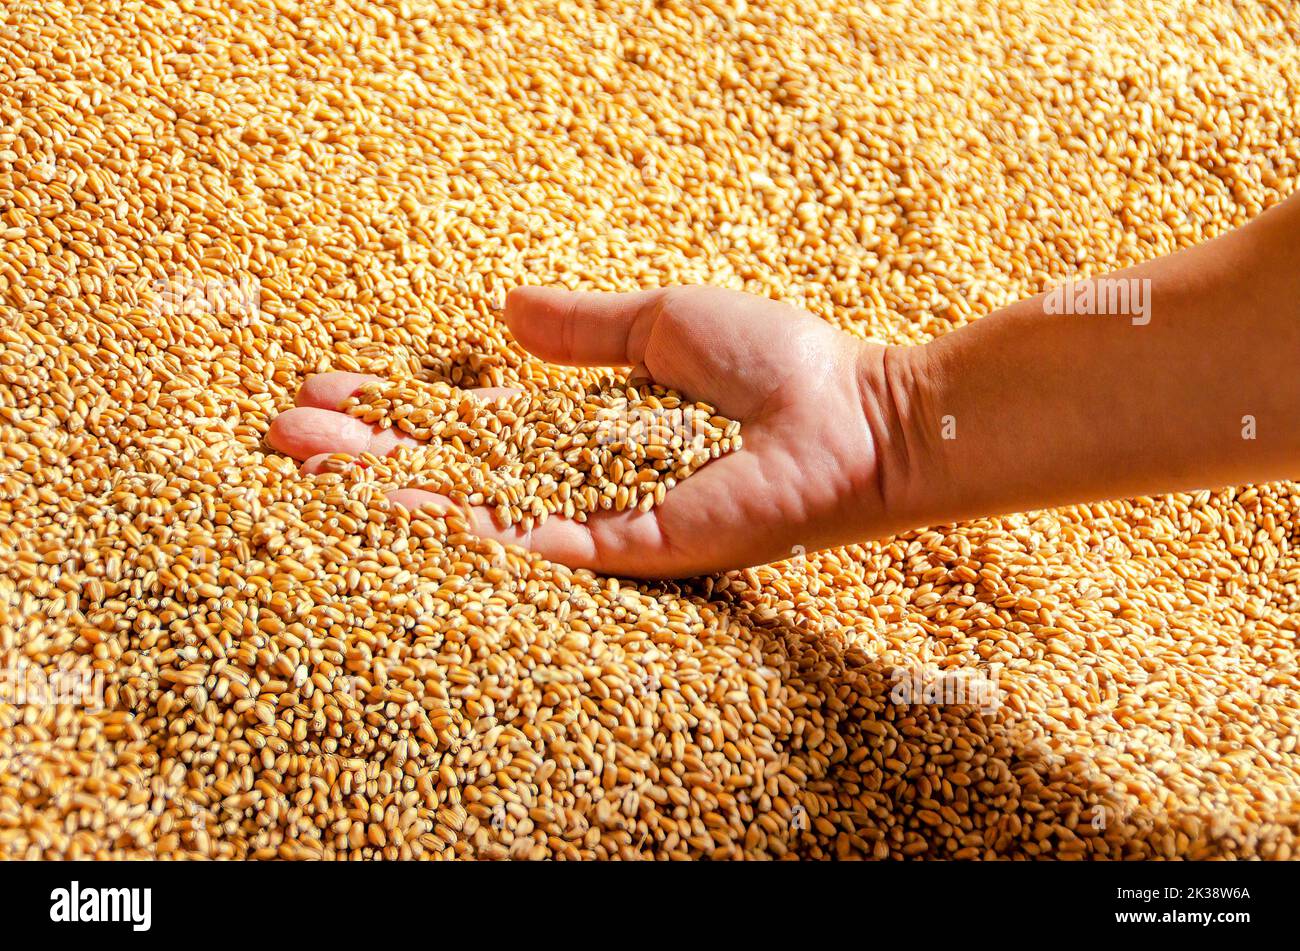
{"left": 882, "top": 191, "right": 1300, "bottom": 532}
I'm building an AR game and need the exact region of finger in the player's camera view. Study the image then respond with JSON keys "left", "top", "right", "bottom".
{"left": 387, "top": 489, "right": 461, "bottom": 515}
{"left": 469, "top": 386, "right": 525, "bottom": 405}
{"left": 504, "top": 286, "right": 664, "bottom": 366}
{"left": 296, "top": 372, "right": 381, "bottom": 409}
{"left": 301, "top": 452, "right": 336, "bottom": 474}
{"left": 297, "top": 372, "right": 523, "bottom": 410}
{"left": 267, "top": 407, "right": 416, "bottom": 461}
{"left": 300, "top": 451, "right": 379, "bottom": 475}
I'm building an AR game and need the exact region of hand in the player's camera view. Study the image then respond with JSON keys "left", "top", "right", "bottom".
{"left": 268, "top": 286, "right": 918, "bottom": 577}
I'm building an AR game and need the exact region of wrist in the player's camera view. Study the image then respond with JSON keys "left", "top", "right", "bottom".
{"left": 849, "top": 338, "right": 944, "bottom": 537}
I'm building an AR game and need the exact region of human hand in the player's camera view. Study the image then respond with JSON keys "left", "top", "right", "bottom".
{"left": 268, "top": 286, "right": 920, "bottom": 577}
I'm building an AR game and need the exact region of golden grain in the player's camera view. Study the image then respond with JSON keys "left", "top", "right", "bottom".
{"left": 343, "top": 377, "right": 737, "bottom": 528}
{"left": 0, "top": 0, "right": 1298, "bottom": 861}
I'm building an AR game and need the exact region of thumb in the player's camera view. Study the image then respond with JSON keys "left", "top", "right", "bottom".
{"left": 504, "top": 286, "right": 663, "bottom": 367}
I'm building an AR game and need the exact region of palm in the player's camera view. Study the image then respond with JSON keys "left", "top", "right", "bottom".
{"left": 623, "top": 288, "right": 883, "bottom": 575}
{"left": 268, "top": 287, "right": 886, "bottom": 577}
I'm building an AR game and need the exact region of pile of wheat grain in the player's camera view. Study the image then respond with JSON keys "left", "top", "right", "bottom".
{"left": 342, "top": 377, "right": 741, "bottom": 528}
{"left": 1, "top": 0, "right": 1298, "bottom": 859}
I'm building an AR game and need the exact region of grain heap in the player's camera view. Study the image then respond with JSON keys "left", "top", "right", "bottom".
{"left": 341, "top": 377, "right": 741, "bottom": 528}
{"left": 2, "top": 0, "right": 1299, "bottom": 859}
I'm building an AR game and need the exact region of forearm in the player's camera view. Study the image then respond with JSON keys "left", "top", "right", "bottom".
{"left": 885, "top": 193, "right": 1300, "bottom": 530}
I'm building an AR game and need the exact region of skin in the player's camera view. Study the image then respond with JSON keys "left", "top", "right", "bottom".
{"left": 909, "top": 191, "right": 1300, "bottom": 525}
{"left": 268, "top": 193, "right": 1300, "bottom": 578}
